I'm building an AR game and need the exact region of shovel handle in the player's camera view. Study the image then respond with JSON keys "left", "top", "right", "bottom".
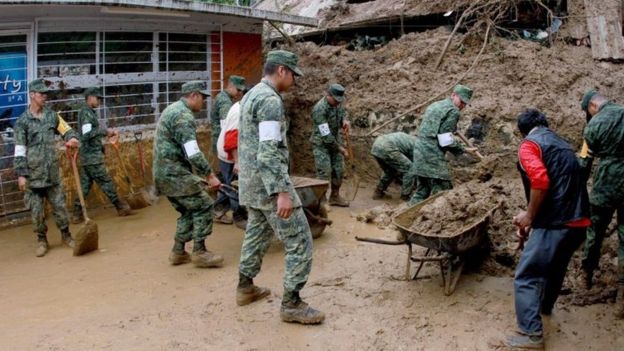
{"left": 455, "top": 132, "right": 484, "bottom": 160}
{"left": 66, "top": 148, "right": 90, "bottom": 221}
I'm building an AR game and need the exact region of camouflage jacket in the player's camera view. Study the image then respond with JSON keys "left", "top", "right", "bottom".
{"left": 238, "top": 79, "right": 302, "bottom": 210}
{"left": 76, "top": 104, "right": 107, "bottom": 166}
{"left": 310, "top": 97, "right": 347, "bottom": 151}
{"left": 584, "top": 102, "right": 624, "bottom": 207}
{"left": 153, "top": 99, "right": 212, "bottom": 197}
{"left": 371, "top": 132, "right": 417, "bottom": 160}
{"left": 210, "top": 91, "right": 233, "bottom": 147}
{"left": 13, "top": 107, "right": 78, "bottom": 188}
{"left": 412, "top": 98, "right": 464, "bottom": 180}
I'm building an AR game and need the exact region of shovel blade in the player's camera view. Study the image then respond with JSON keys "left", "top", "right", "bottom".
{"left": 73, "top": 220, "right": 99, "bottom": 256}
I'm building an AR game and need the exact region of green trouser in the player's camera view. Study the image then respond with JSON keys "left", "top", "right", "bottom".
{"left": 167, "top": 190, "right": 214, "bottom": 247}
{"left": 239, "top": 206, "right": 313, "bottom": 293}
{"left": 25, "top": 184, "right": 70, "bottom": 238}
{"left": 373, "top": 153, "right": 416, "bottom": 198}
{"left": 408, "top": 176, "right": 452, "bottom": 205}
{"left": 312, "top": 145, "right": 344, "bottom": 188}
{"left": 582, "top": 204, "right": 624, "bottom": 284}
{"left": 73, "top": 163, "right": 119, "bottom": 213}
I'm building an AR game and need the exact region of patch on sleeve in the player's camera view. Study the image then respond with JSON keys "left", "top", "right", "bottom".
{"left": 14, "top": 145, "right": 26, "bottom": 157}
{"left": 318, "top": 123, "right": 331, "bottom": 137}
{"left": 81, "top": 123, "right": 92, "bottom": 135}
{"left": 56, "top": 114, "right": 72, "bottom": 136}
{"left": 437, "top": 132, "right": 454, "bottom": 147}
{"left": 183, "top": 140, "right": 201, "bottom": 157}
{"left": 259, "top": 121, "right": 282, "bottom": 142}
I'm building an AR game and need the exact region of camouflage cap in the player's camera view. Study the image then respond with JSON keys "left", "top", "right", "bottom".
{"left": 228, "top": 75, "right": 246, "bottom": 91}
{"left": 28, "top": 79, "right": 50, "bottom": 93}
{"left": 266, "top": 50, "right": 303, "bottom": 77}
{"left": 83, "top": 86, "right": 103, "bottom": 98}
{"left": 581, "top": 89, "right": 599, "bottom": 112}
{"left": 453, "top": 84, "right": 473, "bottom": 104}
{"left": 181, "top": 80, "right": 211, "bottom": 96}
{"left": 328, "top": 83, "right": 346, "bottom": 103}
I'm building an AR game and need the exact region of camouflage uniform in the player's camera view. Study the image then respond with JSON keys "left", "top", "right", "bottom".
{"left": 210, "top": 91, "right": 234, "bottom": 154}
{"left": 371, "top": 132, "right": 417, "bottom": 199}
{"left": 14, "top": 107, "right": 78, "bottom": 239}
{"left": 72, "top": 102, "right": 122, "bottom": 215}
{"left": 409, "top": 93, "right": 469, "bottom": 205}
{"left": 154, "top": 98, "right": 214, "bottom": 249}
{"left": 581, "top": 101, "right": 624, "bottom": 285}
{"left": 310, "top": 96, "right": 348, "bottom": 188}
{"left": 238, "top": 78, "right": 313, "bottom": 293}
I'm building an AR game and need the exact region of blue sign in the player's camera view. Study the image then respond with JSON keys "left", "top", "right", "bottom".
{"left": 0, "top": 53, "right": 27, "bottom": 128}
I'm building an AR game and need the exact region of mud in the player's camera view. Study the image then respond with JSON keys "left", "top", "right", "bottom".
{"left": 0, "top": 186, "right": 622, "bottom": 350}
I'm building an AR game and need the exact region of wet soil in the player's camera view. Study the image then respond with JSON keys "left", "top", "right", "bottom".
{"left": 0, "top": 185, "right": 621, "bottom": 350}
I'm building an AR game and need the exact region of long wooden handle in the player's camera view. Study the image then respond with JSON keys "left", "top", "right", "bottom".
{"left": 67, "top": 148, "right": 90, "bottom": 221}
{"left": 455, "top": 132, "right": 484, "bottom": 160}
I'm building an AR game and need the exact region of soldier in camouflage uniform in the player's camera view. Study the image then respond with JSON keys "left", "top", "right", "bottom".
{"left": 408, "top": 85, "right": 477, "bottom": 205}
{"left": 371, "top": 132, "right": 417, "bottom": 200}
{"left": 154, "top": 81, "right": 223, "bottom": 268}
{"left": 71, "top": 87, "right": 131, "bottom": 223}
{"left": 211, "top": 75, "right": 246, "bottom": 224}
{"left": 311, "top": 83, "right": 350, "bottom": 207}
{"left": 236, "top": 50, "right": 325, "bottom": 324}
{"left": 13, "top": 79, "right": 80, "bottom": 257}
{"left": 579, "top": 90, "right": 624, "bottom": 319}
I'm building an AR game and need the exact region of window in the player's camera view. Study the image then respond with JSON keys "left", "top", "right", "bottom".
{"left": 36, "top": 30, "right": 221, "bottom": 129}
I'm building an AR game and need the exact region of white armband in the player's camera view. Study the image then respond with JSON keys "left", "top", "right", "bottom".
{"left": 437, "top": 132, "right": 454, "bottom": 147}
{"left": 318, "top": 123, "right": 331, "bottom": 136}
{"left": 183, "top": 140, "right": 201, "bottom": 157}
{"left": 259, "top": 121, "right": 282, "bottom": 142}
{"left": 81, "top": 123, "right": 92, "bottom": 135}
{"left": 14, "top": 145, "right": 26, "bottom": 157}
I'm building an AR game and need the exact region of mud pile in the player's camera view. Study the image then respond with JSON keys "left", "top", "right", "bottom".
{"left": 284, "top": 27, "right": 624, "bottom": 178}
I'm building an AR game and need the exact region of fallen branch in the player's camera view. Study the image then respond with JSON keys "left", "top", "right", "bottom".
{"left": 366, "top": 21, "right": 493, "bottom": 137}
{"left": 269, "top": 21, "right": 295, "bottom": 46}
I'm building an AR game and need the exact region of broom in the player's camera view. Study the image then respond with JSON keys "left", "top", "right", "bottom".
{"left": 67, "top": 148, "right": 99, "bottom": 256}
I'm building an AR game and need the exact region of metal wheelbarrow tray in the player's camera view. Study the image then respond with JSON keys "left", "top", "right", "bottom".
{"left": 357, "top": 191, "right": 496, "bottom": 295}
{"left": 292, "top": 176, "right": 332, "bottom": 239}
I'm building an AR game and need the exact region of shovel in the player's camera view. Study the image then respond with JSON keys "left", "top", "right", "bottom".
{"left": 67, "top": 148, "right": 99, "bottom": 256}
{"left": 342, "top": 131, "right": 361, "bottom": 202}
{"left": 110, "top": 139, "right": 150, "bottom": 209}
{"left": 134, "top": 131, "right": 159, "bottom": 204}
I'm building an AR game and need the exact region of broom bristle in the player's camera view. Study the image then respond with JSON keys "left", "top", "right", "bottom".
{"left": 73, "top": 220, "right": 99, "bottom": 256}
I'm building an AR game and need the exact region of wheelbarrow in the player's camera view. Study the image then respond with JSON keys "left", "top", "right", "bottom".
{"left": 356, "top": 191, "right": 496, "bottom": 295}
{"left": 292, "top": 177, "right": 332, "bottom": 239}
{"left": 217, "top": 176, "right": 332, "bottom": 239}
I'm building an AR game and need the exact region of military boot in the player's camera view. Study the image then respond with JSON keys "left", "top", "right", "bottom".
{"left": 114, "top": 199, "right": 133, "bottom": 217}
{"left": 236, "top": 273, "right": 271, "bottom": 306}
{"left": 35, "top": 236, "right": 49, "bottom": 257}
{"left": 582, "top": 269, "right": 594, "bottom": 290}
{"left": 191, "top": 241, "right": 223, "bottom": 268}
{"left": 280, "top": 290, "right": 325, "bottom": 324}
{"left": 615, "top": 285, "right": 624, "bottom": 319}
{"left": 71, "top": 207, "right": 84, "bottom": 224}
{"left": 169, "top": 241, "right": 191, "bottom": 265}
{"left": 61, "top": 229, "right": 75, "bottom": 248}
{"left": 329, "top": 186, "right": 349, "bottom": 207}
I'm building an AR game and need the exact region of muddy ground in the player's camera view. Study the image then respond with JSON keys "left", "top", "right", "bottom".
{"left": 0, "top": 185, "right": 622, "bottom": 350}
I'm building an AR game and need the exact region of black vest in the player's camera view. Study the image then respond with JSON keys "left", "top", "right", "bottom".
{"left": 517, "top": 128, "right": 589, "bottom": 228}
